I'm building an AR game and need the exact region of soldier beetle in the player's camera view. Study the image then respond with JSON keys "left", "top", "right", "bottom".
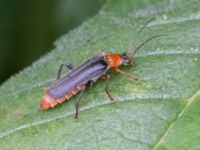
{"left": 39, "top": 19, "right": 165, "bottom": 118}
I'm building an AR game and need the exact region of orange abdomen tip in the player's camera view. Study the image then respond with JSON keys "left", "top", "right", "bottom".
{"left": 40, "top": 99, "right": 50, "bottom": 110}
{"left": 39, "top": 93, "right": 53, "bottom": 110}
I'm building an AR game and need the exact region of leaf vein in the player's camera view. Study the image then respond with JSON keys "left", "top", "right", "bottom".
{"left": 0, "top": 93, "right": 178, "bottom": 139}
{"left": 152, "top": 89, "right": 200, "bottom": 149}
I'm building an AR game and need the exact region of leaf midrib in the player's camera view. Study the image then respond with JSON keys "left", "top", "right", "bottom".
{"left": 152, "top": 89, "right": 200, "bottom": 149}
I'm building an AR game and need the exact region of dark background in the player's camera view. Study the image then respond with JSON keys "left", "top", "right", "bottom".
{"left": 0, "top": 0, "right": 105, "bottom": 85}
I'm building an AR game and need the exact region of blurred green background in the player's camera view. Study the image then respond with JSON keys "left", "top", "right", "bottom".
{"left": 0, "top": 0, "right": 105, "bottom": 85}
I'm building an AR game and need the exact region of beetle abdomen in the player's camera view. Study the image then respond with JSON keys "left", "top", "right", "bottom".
{"left": 40, "top": 85, "right": 83, "bottom": 109}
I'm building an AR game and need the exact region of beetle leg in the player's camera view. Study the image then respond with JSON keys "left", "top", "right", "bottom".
{"left": 114, "top": 68, "right": 138, "bottom": 81}
{"left": 57, "top": 63, "right": 74, "bottom": 80}
{"left": 74, "top": 86, "right": 86, "bottom": 119}
{"left": 102, "top": 74, "right": 114, "bottom": 101}
{"left": 74, "top": 81, "right": 93, "bottom": 119}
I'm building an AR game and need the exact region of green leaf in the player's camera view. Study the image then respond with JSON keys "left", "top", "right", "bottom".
{"left": 0, "top": 0, "right": 200, "bottom": 149}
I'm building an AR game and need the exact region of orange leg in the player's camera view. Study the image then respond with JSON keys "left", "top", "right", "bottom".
{"left": 101, "top": 74, "right": 114, "bottom": 101}
{"left": 114, "top": 68, "right": 138, "bottom": 81}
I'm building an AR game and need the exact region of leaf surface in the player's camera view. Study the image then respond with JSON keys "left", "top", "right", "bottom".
{"left": 0, "top": 0, "right": 200, "bottom": 149}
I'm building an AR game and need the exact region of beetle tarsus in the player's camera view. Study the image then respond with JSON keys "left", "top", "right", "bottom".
{"left": 127, "top": 76, "right": 138, "bottom": 82}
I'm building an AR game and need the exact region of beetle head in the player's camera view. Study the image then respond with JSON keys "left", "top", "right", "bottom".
{"left": 120, "top": 52, "right": 133, "bottom": 65}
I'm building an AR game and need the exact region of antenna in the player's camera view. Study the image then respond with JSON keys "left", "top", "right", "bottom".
{"left": 131, "top": 34, "right": 167, "bottom": 57}
{"left": 137, "top": 18, "right": 155, "bottom": 34}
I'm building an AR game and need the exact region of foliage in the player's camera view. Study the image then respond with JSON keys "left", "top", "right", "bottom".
{"left": 0, "top": 0, "right": 200, "bottom": 149}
